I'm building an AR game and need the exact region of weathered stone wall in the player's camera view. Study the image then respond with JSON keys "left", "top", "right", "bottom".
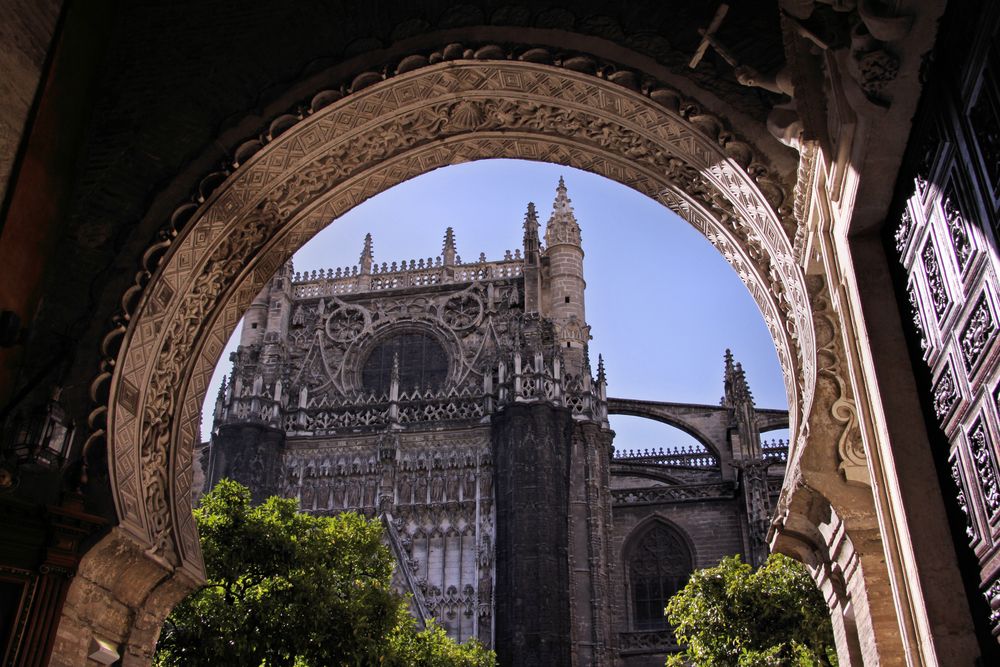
{"left": 208, "top": 423, "right": 286, "bottom": 503}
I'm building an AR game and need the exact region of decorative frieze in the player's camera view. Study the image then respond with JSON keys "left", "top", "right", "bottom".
{"left": 612, "top": 483, "right": 733, "bottom": 506}
{"left": 618, "top": 628, "right": 677, "bottom": 652}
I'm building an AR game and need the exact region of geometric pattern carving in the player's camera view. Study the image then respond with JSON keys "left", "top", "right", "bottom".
{"left": 932, "top": 363, "right": 960, "bottom": 423}
{"left": 960, "top": 293, "right": 996, "bottom": 373}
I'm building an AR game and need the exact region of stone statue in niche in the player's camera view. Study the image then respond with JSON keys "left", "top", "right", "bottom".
{"left": 398, "top": 474, "right": 412, "bottom": 505}
{"left": 415, "top": 471, "right": 428, "bottom": 503}
{"left": 332, "top": 478, "right": 345, "bottom": 508}
{"left": 430, "top": 473, "right": 444, "bottom": 502}
{"left": 301, "top": 482, "right": 315, "bottom": 510}
{"left": 479, "top": 470, "right": 492, "bottom": 499}
{"left": 317, "top": 481, "right": 331, "bottom": 510}
{"left": 463, "top": 470, "right": 476, "bottom": 501}
{"left": 445, "top": 471, "right": 460, "bottom": 502}
{"left": 346, "top": 477, "right": 362, "bottom": 507}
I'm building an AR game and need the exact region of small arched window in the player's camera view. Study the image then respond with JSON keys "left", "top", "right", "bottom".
{"left": 361, "top": 332, "right": 449, "bottom": 394}
{"left": 628, "top": 523, "right": 693, "bottom": 630}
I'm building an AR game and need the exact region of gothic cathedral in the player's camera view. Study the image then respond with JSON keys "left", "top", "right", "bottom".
{"left": 204, "top": 180, "right": 789, "bottom": 666}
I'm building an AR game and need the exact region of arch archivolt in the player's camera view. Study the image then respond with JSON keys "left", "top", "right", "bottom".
{"left": 100, "top": 58, "right": 816, "bottom": 579}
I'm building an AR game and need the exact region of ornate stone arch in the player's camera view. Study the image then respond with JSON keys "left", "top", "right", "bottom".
{"left": 67, "top": 51, "right": 822, "bottom": 662}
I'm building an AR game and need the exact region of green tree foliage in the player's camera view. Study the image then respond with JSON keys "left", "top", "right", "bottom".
{"left": 154, "top": 479, "right": 494, "bottom": 667}
{"left": 665, "top": 553, "right": 837, "bottom": 667}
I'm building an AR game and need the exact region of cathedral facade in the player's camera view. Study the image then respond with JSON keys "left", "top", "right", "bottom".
{"left": 204, "top": 180, "right": 789, "bottom": 666}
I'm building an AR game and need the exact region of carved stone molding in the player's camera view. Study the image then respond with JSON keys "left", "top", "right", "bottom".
{"left": 808, "top": 275, "right": 869, "bottom": 487}
{"left": 93, "top": 56, "right": 812, "bottom": 577}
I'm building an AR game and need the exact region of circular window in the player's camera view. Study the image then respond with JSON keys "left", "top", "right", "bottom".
{"left": 361, "top": 332, "right": 449, "bottom": 394}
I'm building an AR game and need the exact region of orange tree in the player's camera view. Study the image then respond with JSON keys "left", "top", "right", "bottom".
{"left": 665, "top": 554, "right": 837, "bottom": 667}
{"left": 154, "top": 479, "right": 493, "bottom": 667}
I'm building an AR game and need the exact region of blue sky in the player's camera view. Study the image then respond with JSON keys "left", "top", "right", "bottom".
{"left": 200, "top": 159, "right": 789, "bottom": 448}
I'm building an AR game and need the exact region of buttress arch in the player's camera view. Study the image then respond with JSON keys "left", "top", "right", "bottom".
{"left": 66, "top": 54, "right": 843, "bottom": 662}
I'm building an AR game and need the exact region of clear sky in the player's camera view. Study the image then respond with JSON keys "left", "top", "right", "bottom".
{"left": 200, "top": 159, "right": 789, "bottom": 448}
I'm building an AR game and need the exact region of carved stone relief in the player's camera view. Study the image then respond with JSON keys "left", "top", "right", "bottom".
{"left": 809, "top": 276, "right": 868, "bottom": 486}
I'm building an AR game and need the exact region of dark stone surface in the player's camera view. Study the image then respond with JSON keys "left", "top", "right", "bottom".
{"left": 492, "top": 402, "right": 574, "bottom": 666}
{"left": 209, "top": 423, "right": 285, "bottom": 503}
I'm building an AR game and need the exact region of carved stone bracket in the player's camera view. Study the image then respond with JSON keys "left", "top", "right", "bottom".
{"left": 808, "top": 275, "right": 869, "bottom": 487}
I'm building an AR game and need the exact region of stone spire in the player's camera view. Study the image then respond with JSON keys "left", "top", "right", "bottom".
{"left": 522, "top": 202, "right": 542, "bottom": 314}
{"left": 442, "top": 227, "right": 457, "bottom": 266}
{"left": 359, "top": 233, "right": 374, "bottom": 274}
{"left": 523, "top": 202, "right": 540, "bottom": 258}
{"left": 722, "top": 348, "right": 755, "bottom": 407}
{"left": 544, "top": 176, "right": 581, "bottom": 247}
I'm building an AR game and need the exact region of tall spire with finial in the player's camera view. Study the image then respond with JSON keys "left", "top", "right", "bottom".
{"left": 522, "top": 202, "right": 542, "bottom": 314}
{"left": 442, "top": 227, "right": 457, "bottom": 266}
{"left": 541, "top": 177, "right": 588, "bottom": 375}
{"left": 523, "top": 202, "right": 540, "bottom": 254}
{"left": 544, "top": 176, "right": 582, "bottom": 247}
{"left": 359, "top": 233, "right": 374, "bottom": 274}
{"left": 722, "top": 348, "right": 736, "bottom": 406}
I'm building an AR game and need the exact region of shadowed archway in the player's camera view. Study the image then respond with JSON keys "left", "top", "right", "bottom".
{"left": 57, "top": 48, "right": 884, "bottom": 666}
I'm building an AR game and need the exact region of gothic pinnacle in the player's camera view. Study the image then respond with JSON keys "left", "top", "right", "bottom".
{"left": 359, "top": 233, "right": 374, "bottom": 274}
{"left": 545, "top": 177, "right": 581, "bottom": 246}
{"left": 523, "top": 202, "right": 540, "bottom": 247}
{"left": 597, "top": 354, "right": 607, "bottom": 384}
{"left": 442, "top": 227, "right": 457, "bottom": 265}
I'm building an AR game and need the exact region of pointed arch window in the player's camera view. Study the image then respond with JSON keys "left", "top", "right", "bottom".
{"left": 628, "top": 523, "right": 693, "bottom": 630}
